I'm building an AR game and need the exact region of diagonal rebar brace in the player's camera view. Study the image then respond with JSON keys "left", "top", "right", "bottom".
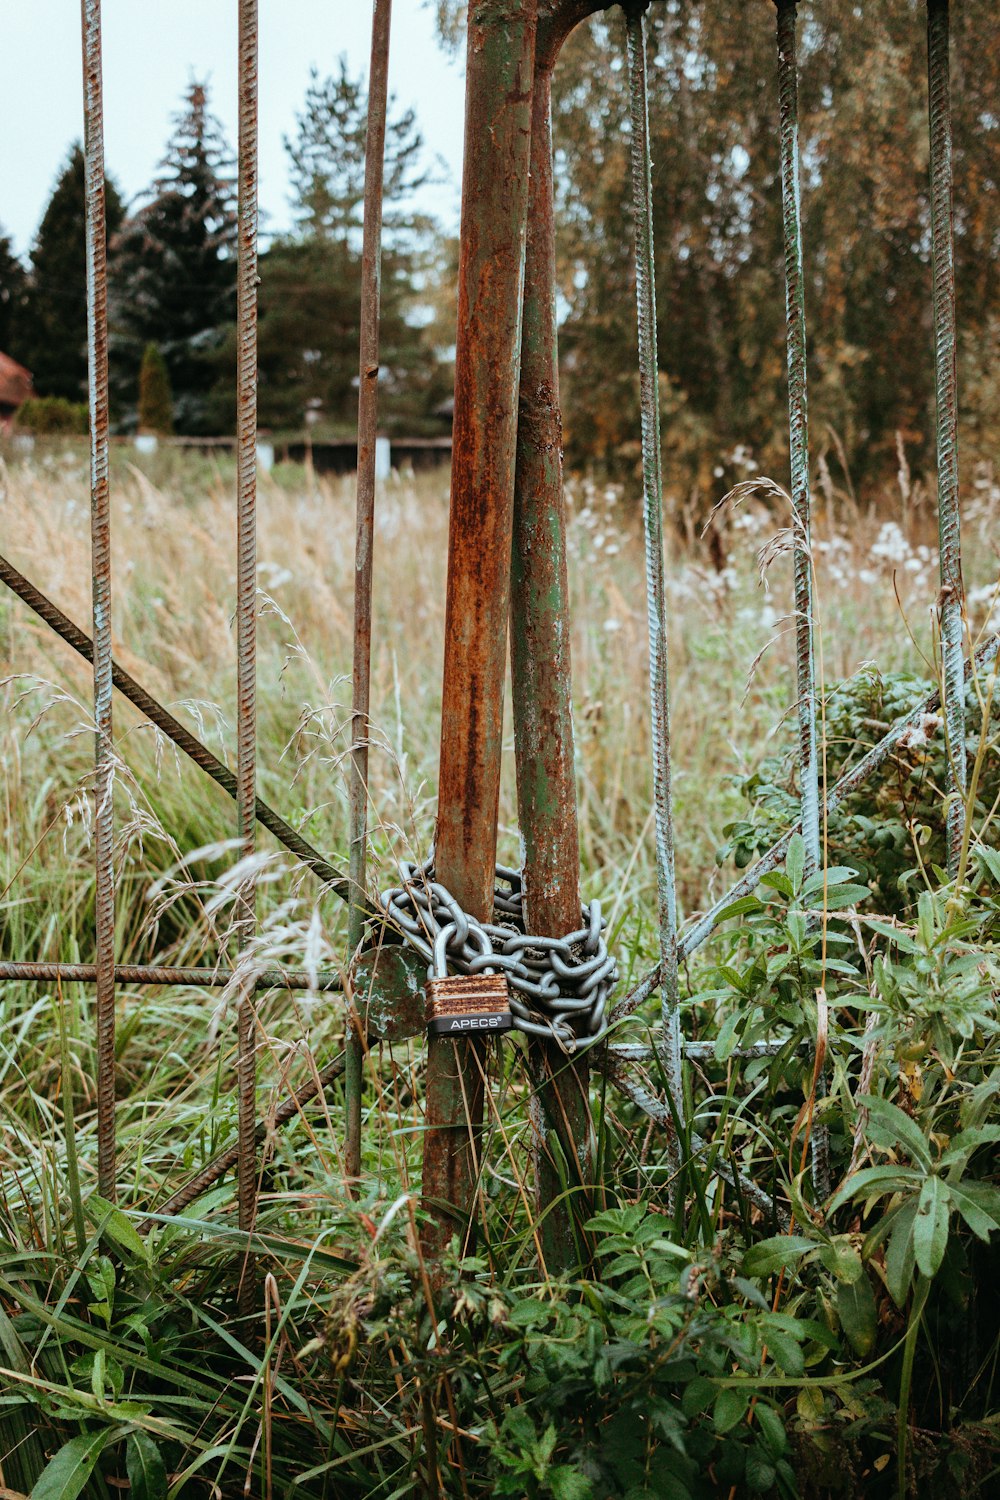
{"left": 138, "top": 1049, "right": 347, "bottom": 1230}
{"left": 0, "top": 552, "right": 359, "bottom": 909}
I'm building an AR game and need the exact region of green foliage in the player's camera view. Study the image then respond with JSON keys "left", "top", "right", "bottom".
{"left": 259, "top": 57, "right": 451, "bottom": 436}
{"left": 110, "top": 82, "right": 236, "bottom": 435}
{"left": 137, "top": 344, "right": 174, "bottom": 436}
{"left": 550, "top": 1, "right": 1000, "bottom": 492}
{"left": 21, "top": 145, "right": 124, "bottom": 403}
{"left": 0, "top": 224, "right": 30, "bottom": 359}
{"left": 719, "top": 666, "right": 1000, "bottom": 914}
{"left": 16, "top": 396, "right": 88, "bottom": 434}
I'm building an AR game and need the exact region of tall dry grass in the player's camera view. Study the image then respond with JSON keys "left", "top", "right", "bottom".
{"left": 0, "top": 442, "right": 997, "bottom": 1208}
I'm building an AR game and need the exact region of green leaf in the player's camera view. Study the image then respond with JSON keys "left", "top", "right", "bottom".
{"left": 714, "top": 1010, "right": 740, "bottom": 1063}
{"left": 87, "top": 1195, "right": 151, "bottom": 1267}
{"left": 828, "top": 1164, "right": 922, "bottom": 1213}
{"left": 837, "top": 1273, "right": 877, "bottom": 1357}
{"left": 681, "top": 1376, "right": 715, "bottom": 1418}
{"left": 914, "top": 1177, "right": 950, "bottom": 1278}
{"left": 745, "top": 1449, "right": 777, "bottom": 1493}
{"left": 754, "top": 1402, "right": 787, "bottom": 1457}
{"left": 857, "top": 1096, "right": 933, "bottom": 1171}
{"left": 31, "top": 1429, "right": 114, "bottom": 1500}
{"left": 858, "top": 916, "right": 921, "bottom": 954}
{"left": 713, "top": 1385, "right": 750, "bottom": 1434}
{"left": 717, "top": 895, "right": 766, "bottom": 920}
{"left": 805, "top": 884, "right": 874, "bottom": 910}
{"left": 126, "top": 1431, "right": 167, "bottom": 1500}
{"left": 549, "top": 1467, "right": 592, "bottom": 1500}
{"left": 742, "top": 1235, "right": 816, "bottom": 1278}
{"left": 800, "top": 865, "right": 861, "bottom": 899}
{"left": 948, "top": 1181, "right": 1000, "bottom": 1240}
{"left": 786, "top": 833, "right": 805, "bottom": 895}
{"left": 885, "top": 1200, "right": 919, "bottom": 1306}
{"left": 819, "top": 1236, "right": 863, "bottom": 1284}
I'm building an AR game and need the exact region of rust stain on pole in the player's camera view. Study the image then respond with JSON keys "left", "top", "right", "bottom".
{"left": 81, "top": 0, "right": 116, "bottom": 1201}
{"left": 511, "top": 1, "right": 606, "bottom": 1271}
{"left": 346, "top": 0, "right": 393, "bottom": 1183}
{"left": 235, "top": 0, "right": 259, "bottom": 1266}
{"left": 423, "top": 0, "right": 539, "bottom": 1256}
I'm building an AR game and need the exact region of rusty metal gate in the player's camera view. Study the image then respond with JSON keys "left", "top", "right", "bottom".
{"left": 0, "top": 0, "right": 992, "bottom": 1278}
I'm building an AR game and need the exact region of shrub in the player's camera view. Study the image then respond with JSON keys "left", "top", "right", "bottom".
{"left": 137, "top": 341, "right": 174, "bottom": 435}
{"left": 718, "top": 666, "right": 1000, "bottom": 913}
{"left": 15, "top": 395, "right": 88, "bottom": 434}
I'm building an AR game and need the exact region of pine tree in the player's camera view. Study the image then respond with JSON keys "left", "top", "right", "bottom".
{"left": 138, "top": 342, "right": 174, "bottom": 434}
{"left": 22, "top": 146, "right": 124, "bottom": 401}
{"left": 284, "top": 59, "right": 429, "bottom": 249}
{"left": 259, "top": 58, "right": 447, "bottom": 434}
{"left": 0, "top": 227, "right": 29, "bottom": 361}
{"left": 111, "top": 81, "right": 237, "bottom": 434}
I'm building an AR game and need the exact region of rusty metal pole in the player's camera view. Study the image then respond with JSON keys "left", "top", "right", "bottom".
{"left": 511, "top": 3, "right": 602, "bottom": 1270}
{"left": 235, "top": 0, "right": 259, "bottom": 1289}
{"left": 81, "top": 0, "right": 116, "bottom": 1201}
{"left": 422, "top": 0, "right": 538, "bottom": 1256}
{"left": 926, "top": 0, "right": 966, "bottom": 874}
{"left": 345, "top": 0, "right": 393, "bottom": 1185}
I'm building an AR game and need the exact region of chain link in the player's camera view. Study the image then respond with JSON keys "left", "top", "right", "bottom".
{"left": 379, "top": 859, "right": 614, "bottom": 1052}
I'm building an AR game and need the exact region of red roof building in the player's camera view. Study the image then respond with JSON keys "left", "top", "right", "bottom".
{"left": 0, "top": 352, "right": 33, "bottom": 432}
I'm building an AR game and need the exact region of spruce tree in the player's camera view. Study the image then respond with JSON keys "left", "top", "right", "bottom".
{"left": 111, "top": 81, "right": 237, "bottom": 434}
{"left": 138, "top": 343, "right": 174, "bottom": 434}
{"left": 258, "top": 58, "right": 447, "bottom": 434}
{"left": 0, "top": 228, "right": 29, "bottom": 362}
{"left": 23, "top": 146, "right": 124, "bottom": 401}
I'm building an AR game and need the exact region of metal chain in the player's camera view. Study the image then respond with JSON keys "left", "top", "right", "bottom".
{"left": 379, "top": 860, "right": 615, "bottom": 1052}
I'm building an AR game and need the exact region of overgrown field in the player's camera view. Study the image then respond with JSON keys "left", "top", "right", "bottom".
{"left": 1, "top": 446, "right": 999, "bottom": 1498}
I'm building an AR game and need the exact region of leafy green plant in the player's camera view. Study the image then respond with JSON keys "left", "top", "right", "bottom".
{"left": 719, "top": 668, "right": 1000, "bottom": 915}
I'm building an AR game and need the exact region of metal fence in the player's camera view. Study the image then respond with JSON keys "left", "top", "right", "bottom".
{"left": 0, "top": 0, "right": 992, "bottom": 1268}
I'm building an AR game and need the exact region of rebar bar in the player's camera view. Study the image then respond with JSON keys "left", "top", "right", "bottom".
{"left": 775, "top": 0, "right": 828, "bottom": 1200}
{"left": 346, "top": 0, "right": 393, "bottom": 1183}
{"left": 0, "top": 554, "right": 356, "bottom": 906}
{"left": 81, "top": 0, "right": 116, "bottom": 1201}
{"left": 0, "top": 962, "right": 341, "bottom": 989}
{"left": 775, "top": 0, "right": 821, "bottom": 879}
{"left": 927, "top": 0, "right": 966, "bottom": 873}
{"left": 623, "top": 2, "right": 683, "bottom": 1186}
{"left": 235, "top": 0, "right": 259, "bottom": 1258}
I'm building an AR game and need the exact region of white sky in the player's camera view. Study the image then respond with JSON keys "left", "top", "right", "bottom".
{"left": 0, "top": 1, "right": 466, "bottom": 258}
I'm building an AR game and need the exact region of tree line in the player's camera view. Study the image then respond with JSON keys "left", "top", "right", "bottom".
{"left": 0, "top": 68, "right": 452, "bottom": 440}
{"left": 2, "top": 1, "right": 998, "bottom": 499}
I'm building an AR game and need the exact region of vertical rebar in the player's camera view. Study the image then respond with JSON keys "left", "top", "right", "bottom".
{"left": 927, "top": 0, "right": 966, "bottom": 873}
{"left": 775, "top": 0, "right": 829, "bottom": 1201}
{"left": 623, "top": 2, "right": 682, "bottom": 1186}
{"left": 236, "top": 0, "right": 259, "bottom": 1258}
{"left": 345, "top": 0, "right": 393, "bottom": 1184}
{"left": 423, "top": 0, "right": 538, "bottom": 1256}
{"left": 81, "top": 0, "right": 116, "bottom": 1201}
{"left": 775, "top": 0, "right": 821, "bottom": 880}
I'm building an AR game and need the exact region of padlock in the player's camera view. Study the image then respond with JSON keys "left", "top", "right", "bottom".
{"left": 425, "top": 923, "right": 513, "bottom": 1039}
